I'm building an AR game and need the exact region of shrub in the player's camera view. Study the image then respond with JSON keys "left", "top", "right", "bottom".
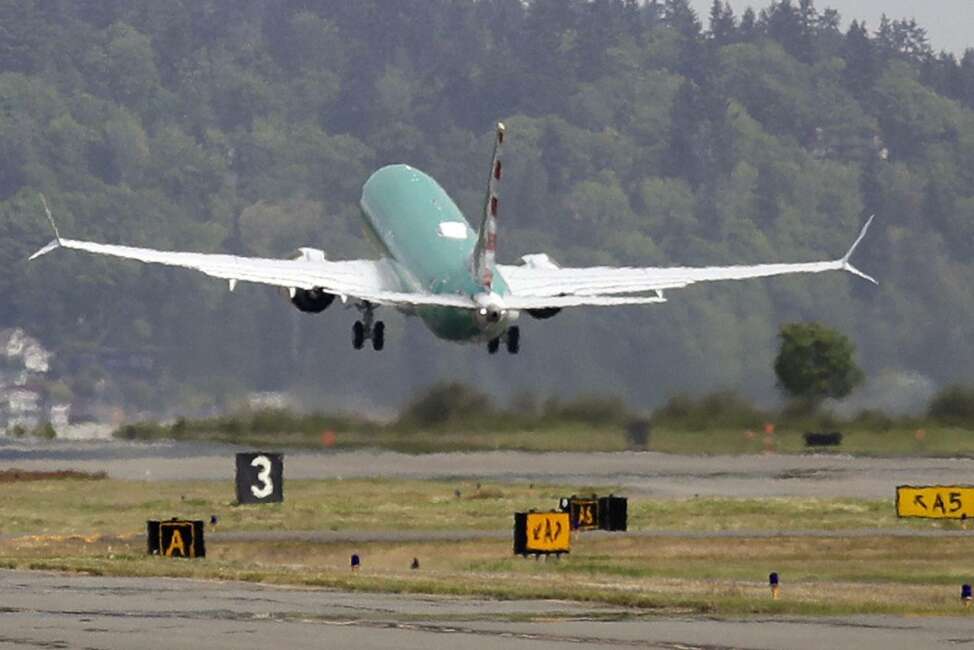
{"left": 850, "top": 409, "right": 895, "bottom": 432}
{"left": 397, "top": 382, "right": 494, "bottom": 429}
{"left": 32, "top": 422, "right": 57, "bottom": 439}
{"left": 652, "top": 391, "right": 766, "bottom": 431}
{"left": 928, "top": 385, "right": 974, "bottom": 426}
{"left": 114, "top": 421, "right": 168, "bottom": 440}
{"left": 542, "top": 395, "right": 630, "bottom": 426}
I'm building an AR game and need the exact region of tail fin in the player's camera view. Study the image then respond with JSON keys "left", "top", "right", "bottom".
{"left": 472, "top": 122, "right": 505, "bottom": 290}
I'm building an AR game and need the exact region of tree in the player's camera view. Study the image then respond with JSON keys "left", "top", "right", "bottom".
{"left": 763, "top": 1, "right": 802, "bottom": 60}
{"left": 738, "top": 7, "right": 758, "bottom": 39}
{"left": 960, "top": 49, "right": 974, "bottom": 108}
{"left": 663, "top": 0, "right": 705, "bottom": 80}
{"left": 774, "top": 323, "right": 864, "bottom": 404}
{"left": 707, "top": 0, "right": 736, "bottom": 46}
{"left": 842, "top": 20, "right": 878, "bottom": 92}
{"left": 1, "top": 0, "right": 973, "bottom": 415}
{"left": 663, "top": 0, "right": 701, "bottom": 40}
{"left": 796, "top": 0, "right": 817, "bottom": 62}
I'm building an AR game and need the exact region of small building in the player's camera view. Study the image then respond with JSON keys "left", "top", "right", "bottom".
{"left": 0, "top": 328, "right": 53, "bottom": 433}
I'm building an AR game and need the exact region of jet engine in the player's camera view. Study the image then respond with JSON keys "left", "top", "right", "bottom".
{"left": 527, "top": 307, "right": 561, "bottom": 320}
{"left": 290, "top": 288, "right": 336, "bottom": 313}
{"left": 519, "top": 253, "right": 561, "bottom": 319}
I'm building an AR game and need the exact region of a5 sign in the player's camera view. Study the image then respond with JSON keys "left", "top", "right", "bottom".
{"left": 896, "top": 485, "right": 974, "bottom": 519}
{"left": 235, "top": 452, "right": 284, "bottom": 504}
{"left": 564, "top": 497, "right": 599, "bottom": 531}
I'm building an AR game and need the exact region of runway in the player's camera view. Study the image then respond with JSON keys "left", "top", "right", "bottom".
{"left": 2, "top": 569, "right": 972, "bottom": 650}
{"left": 1, "top": 438, "right": 973, "bottom": 498}
{"left": 4, "top": 440, "right": 974, "bottom": 647}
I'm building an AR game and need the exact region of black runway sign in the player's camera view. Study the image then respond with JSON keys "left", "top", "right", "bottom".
{"left": 235, "top": 452, "right": 284, "bottom": 504}
{"left": 147, "top": 520, "right": 205, "bottom": 558}
{"left": 559, "top": 496, "right": 599, "bottom": 531}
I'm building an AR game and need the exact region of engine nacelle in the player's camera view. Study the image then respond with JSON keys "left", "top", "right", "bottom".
{"left": 527, "top": 307, "right": 561, "bottom": 320}
{"left": 292, "top": 247, "right": 327, "bottom": 263}
{"left": 519, "top": 255, "right": 562, "bottom": 319}
{"left": 290, "top": 288, "right": 336, "bottom": 313}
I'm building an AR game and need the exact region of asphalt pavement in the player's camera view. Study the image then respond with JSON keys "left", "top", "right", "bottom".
{"left": 2, "top": 438, "right": 973, "bottom": 498}
{"left": 2, "top": 570, "right": 973, "bottom": 650}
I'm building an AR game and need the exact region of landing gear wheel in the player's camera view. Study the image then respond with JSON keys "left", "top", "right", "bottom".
{"left": 506, "top": 326, "right": 520, "bottom": 354}
{"left": 487, "top": 338, "right": 500, "bottom": 354}
{"left": 353, "top": 321, "right": 365, "bottom": 350}
{"left": 372, "top": 321, "right": 385, "bottom": 351}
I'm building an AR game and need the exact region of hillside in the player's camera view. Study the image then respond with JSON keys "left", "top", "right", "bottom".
{"left": 1, "top": 0, "right": 973, "bottom": 415}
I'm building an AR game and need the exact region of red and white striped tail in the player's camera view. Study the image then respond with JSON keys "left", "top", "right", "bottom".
{"left": 473, "top": 122, "right": 504, "bottom": 290}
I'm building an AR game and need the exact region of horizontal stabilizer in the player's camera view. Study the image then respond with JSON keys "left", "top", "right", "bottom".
{"left": 503, "top": 294, "right": 667, "bottom": 309}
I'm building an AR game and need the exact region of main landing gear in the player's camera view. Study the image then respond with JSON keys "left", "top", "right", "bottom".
{"left": 352, "top": 302, "right": 384, "bottom": 351}
{"left": 488, "top": 326, "right": 519, "bottom": 355}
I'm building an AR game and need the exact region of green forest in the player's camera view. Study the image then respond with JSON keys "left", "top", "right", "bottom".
{"left": 1, "top": 0, "right": 973, "bottom": 416}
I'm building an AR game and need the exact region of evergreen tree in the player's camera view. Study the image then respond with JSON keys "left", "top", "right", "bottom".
{"left": 663, "top": 0, "right": 705, "bottom": 81}
{"left": 875, "top": 14, "right": 894, "bottom": 58}
{"left": 754, "top": 163, "right": 779, "bottom": 225}
{"left": 814, "top": 8, "right": 843, "bottom": 59}
{"left": 763, "top": 1, "right": 802, "bottom": 58}
{"left": 961, "top": 49, "right": 974, "bottom": 109}
{"left": 738, "top": 7, "right": 758, "bottom": 40}
{"left": 0, "top": 0, "right": 972, "bottom": 413}
{"left": 842, "top": 20, "right": 879, "bottom": 92}
{"left": 859, "top": 154, "right": 883, "bottom": 218}
{"left": 663, "top": 0, "right": 701, "bottom": 39}
{"left": 708, "top": 0, "right": 736, "bottom": 46}
{"left": 796, "top": 0, "right": 817, "bottom": 62}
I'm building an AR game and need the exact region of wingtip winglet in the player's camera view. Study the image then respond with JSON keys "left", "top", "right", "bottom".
{"left": 39, "top": 193, "right": 62, "bottom": 244}
{"left": 844, "top": 262, "right": 878, "bottom": 286}
{"left": 29, "top": 194, "right": 64, "bottom": 261}
{"left": 842, "top": 215, "right": 873, "bottom": 263}
{"left": 840, "top": 215, "right": 877, "bottom": 285}
{"left": 29, "top": 239, "right": 60, "bottom": 261}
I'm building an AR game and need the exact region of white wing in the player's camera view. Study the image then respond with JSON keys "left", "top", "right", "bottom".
{"left": 28, "top": 237, "right": 477, "bottom": 309}
{"left": 498, "top": 217, "right": 876, "bottom": 308}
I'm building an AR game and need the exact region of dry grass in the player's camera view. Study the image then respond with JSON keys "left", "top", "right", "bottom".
{"left": 0, "top": 478, "right": 951, "bottom": 537}
{"left": 0, "top": 478, "right": 574, "bottom": 536}
{"left": 3, "top": 533, "right": 973, "bottom": 616}
{"left": 2, "top": 477, "right": 972, "bottom": 616}
{"left": 0, "top": 469, "right": 106, "bottom": 482}
{"left": 120, "top": 420, "right": 974, "bottom": 456}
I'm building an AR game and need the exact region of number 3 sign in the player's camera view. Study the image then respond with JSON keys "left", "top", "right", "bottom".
{"left": 235, "top": 452, "right": 284, "bottom": 504}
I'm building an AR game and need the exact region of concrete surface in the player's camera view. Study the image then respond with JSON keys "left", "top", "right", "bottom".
{"left": 2, "top": 439, "right": 973, "bottom": 498}
{"left": 2, "top": 570, "right": 973, "bottom": 649}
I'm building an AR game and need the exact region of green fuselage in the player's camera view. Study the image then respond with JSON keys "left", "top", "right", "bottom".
{"left": 359, "top": 164, "right": 511, "bottom": 342}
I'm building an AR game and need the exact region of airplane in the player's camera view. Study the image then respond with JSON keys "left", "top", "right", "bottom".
{"left": 29, "top": 122, "right": 876, "bottom": 354}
